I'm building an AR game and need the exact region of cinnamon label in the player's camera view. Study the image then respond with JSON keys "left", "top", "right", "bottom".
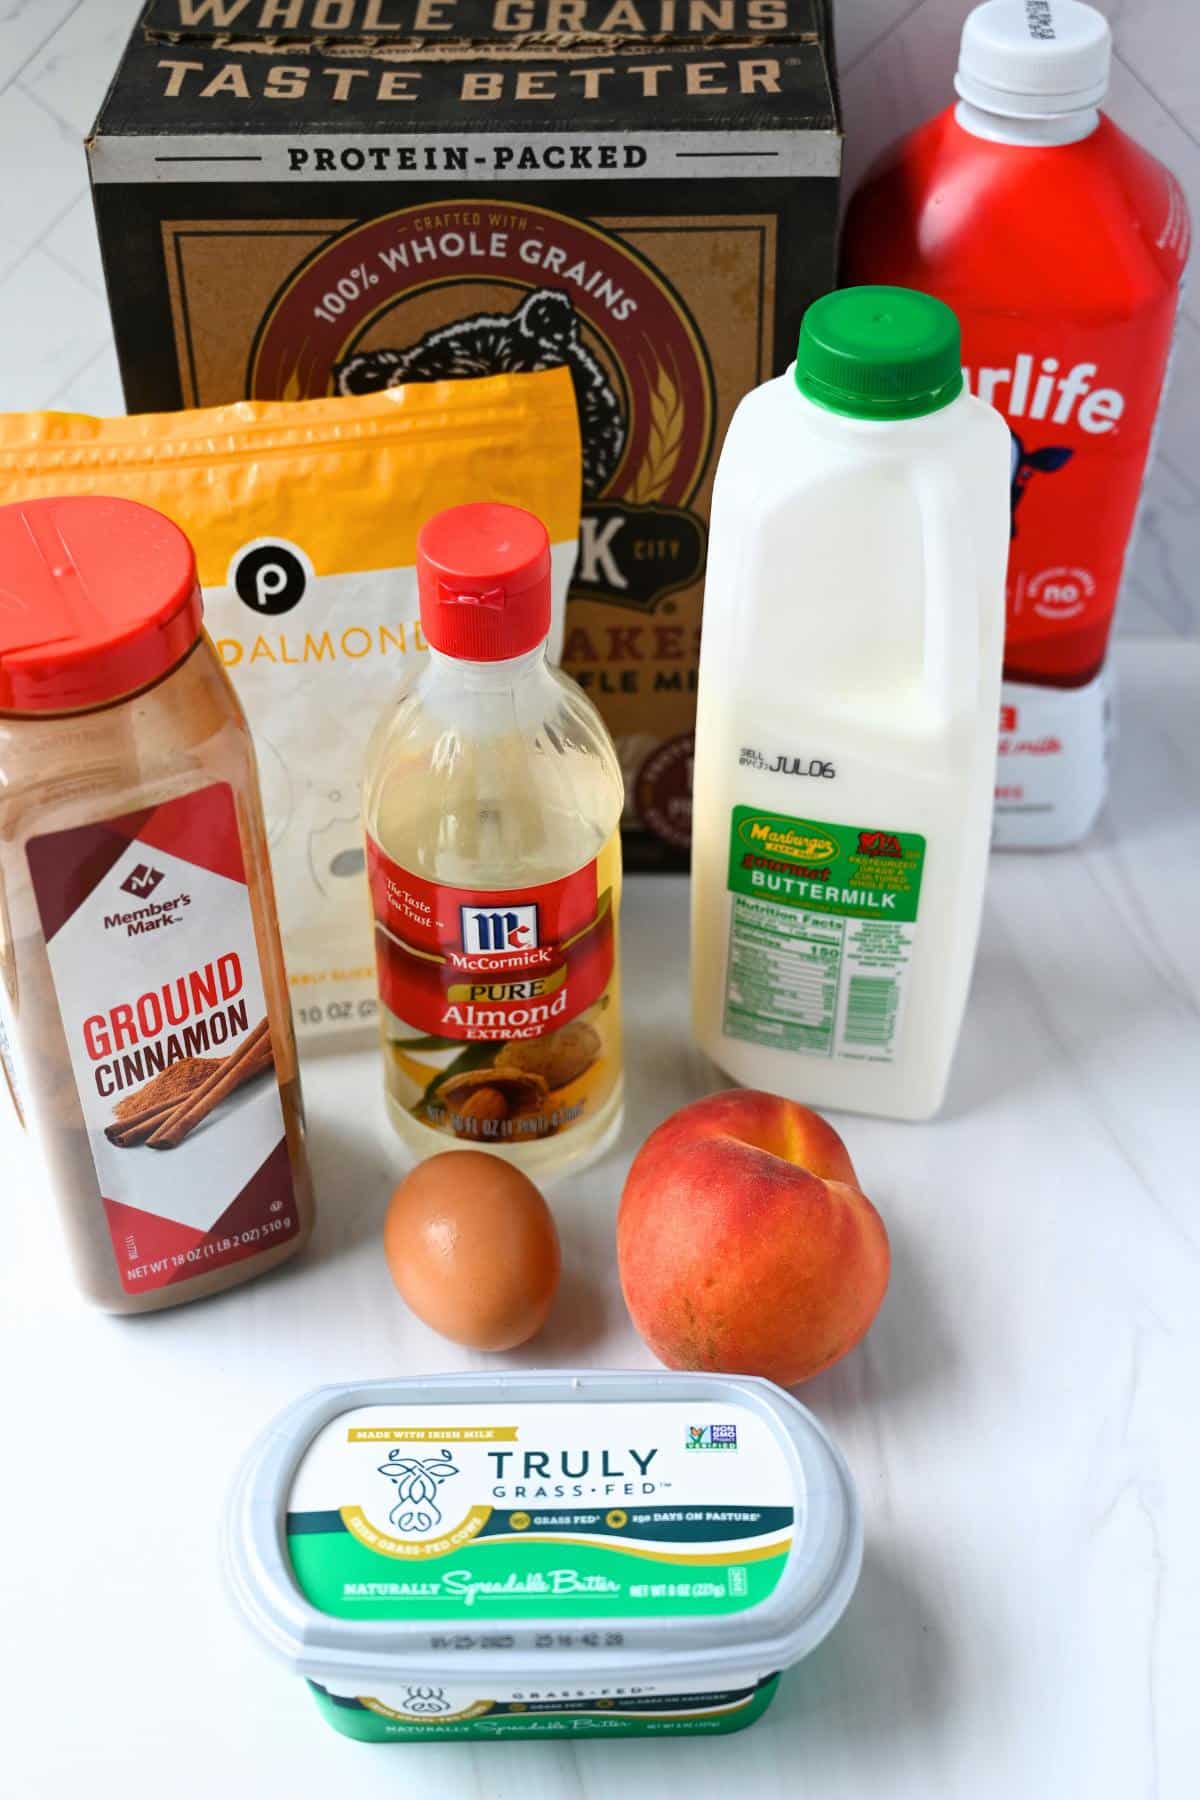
{"left": 367, "top": 833, "right": 622, "bottom": 1147}
{"left": 26, "top": 783, "right": 299, "bottom": 1296}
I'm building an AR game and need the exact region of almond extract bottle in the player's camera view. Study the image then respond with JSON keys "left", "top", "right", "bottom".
{"left": 364, "top": 503, "right": 624, "bottom": 1178}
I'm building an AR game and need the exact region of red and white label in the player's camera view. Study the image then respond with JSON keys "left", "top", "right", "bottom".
{"left": 994, "top": 671, "right": 1111, "bottom": 849}
{"left": 845, "top": 117, "right": 1189, "bottom": 693}
{"left": 842, "top": 113, "right": 1190, "bottom": 844}
{"left": 368, "top": 843, "right": 614, "bottom": 1043}
{"left": 367, "top": 837, "right": 620, "bottom": 1145}
{"left": 26, "top": 784, "right": 298, "bottom": 1295}
{"left": 961, "top": 316, "right": 1179, "bottom": 687}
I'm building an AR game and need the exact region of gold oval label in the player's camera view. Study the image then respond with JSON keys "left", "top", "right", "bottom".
{"left": 737, "top": 816, "right": 839, "bottom": 863}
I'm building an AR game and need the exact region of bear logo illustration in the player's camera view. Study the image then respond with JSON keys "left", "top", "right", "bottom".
{"left": 333, "top": 288, "right": 626, "bottom": 498}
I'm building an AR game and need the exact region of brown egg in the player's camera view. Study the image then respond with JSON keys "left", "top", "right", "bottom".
{"left": 383, "top": 1150, "right": 561, "bottom": 1351}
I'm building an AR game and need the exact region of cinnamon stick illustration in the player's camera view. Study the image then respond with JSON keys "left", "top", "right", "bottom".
{"left": 144, "top": 1020, "right": 273, "bottom": 1151}
{"left": 105, "top": 1057, "right": 219, "bottom": 1138}
{"left": 107, "top": 1100, "right": 183, "bottom": 1147}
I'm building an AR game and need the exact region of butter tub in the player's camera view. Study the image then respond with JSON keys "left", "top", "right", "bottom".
{"left": 224, "top": 1369, "right": 861, "bottom": 1743}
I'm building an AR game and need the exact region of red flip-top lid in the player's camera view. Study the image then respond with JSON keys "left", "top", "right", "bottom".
{"left": 417, "top": 503, "right": 551, "bottom": 662}
{"left": 0, "top": 495, "right": 203, "bottom": 715}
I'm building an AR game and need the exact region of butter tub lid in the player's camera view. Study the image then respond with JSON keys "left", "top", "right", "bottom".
{"left": 224, "top": 1370, "right": 862, "bottom": 1688}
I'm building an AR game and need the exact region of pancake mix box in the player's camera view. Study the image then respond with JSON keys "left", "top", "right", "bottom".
{"left": 88, "top": 0, "right": 841, "bottom": 870}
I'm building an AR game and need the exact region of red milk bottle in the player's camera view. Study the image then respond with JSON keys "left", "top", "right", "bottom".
{"left": 841, "top": 0, "right": 1189, "bottom": 847}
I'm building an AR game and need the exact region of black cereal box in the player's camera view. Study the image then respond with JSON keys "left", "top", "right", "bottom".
{"left": 88, "top": 0, "right": 841, "bottom": 870}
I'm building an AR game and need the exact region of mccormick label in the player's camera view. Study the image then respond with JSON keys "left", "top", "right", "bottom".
{"left": 26, "top": 784, "right": 298, "bottom": 1295}
{"left": 367, "top": 834, "right": 621, "bottom": 1143}
{"left": 723, "top": 807, "right": 926, "bottom": 1065}
{"left": 285, "top": 1399, "right": 795, "bottom": 1622}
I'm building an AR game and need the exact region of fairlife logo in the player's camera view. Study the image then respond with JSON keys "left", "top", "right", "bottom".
{"left": 461, "top": 903, "right": 539, "bottom": 957}
{"left": 962, "top": 355, "right": 1125, "bottom": 435}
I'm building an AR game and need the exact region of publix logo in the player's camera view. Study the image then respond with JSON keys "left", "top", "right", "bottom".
{"left": 249, "top": 199, "right": 714, "bottom": 609}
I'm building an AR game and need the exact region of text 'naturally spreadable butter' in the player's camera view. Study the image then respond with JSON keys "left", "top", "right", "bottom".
{"left": 226, "top": 1372, "right": 862, "bottom": 1741}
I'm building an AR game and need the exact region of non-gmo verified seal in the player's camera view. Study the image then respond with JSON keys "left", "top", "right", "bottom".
{"left": 685, "top": 1424, "right": 738, "bottom": 1451}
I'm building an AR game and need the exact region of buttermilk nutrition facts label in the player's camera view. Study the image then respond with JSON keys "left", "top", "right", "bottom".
{"left": 721, "top": 808, "right": 927, "bottom": 1065}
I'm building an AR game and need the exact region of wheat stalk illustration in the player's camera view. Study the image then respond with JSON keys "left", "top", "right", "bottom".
{"left": 628, "top": 360, "right": 684, "bottom": 503}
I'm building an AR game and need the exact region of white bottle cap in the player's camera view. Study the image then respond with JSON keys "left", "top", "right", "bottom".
{"left": 955, "top": 0, "right": 1111, "bottom": 119}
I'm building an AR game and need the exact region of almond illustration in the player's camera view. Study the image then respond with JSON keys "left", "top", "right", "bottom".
{"left": 438, "top": 1067, "right": 548, "bottom": 1139}
{"left": 495, "top": 1020, "right": 601, "bottom": 1091}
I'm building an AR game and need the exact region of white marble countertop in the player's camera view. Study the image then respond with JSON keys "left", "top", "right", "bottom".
{"left": 2, "top": 637, "right": 1197, "bottom": 1800}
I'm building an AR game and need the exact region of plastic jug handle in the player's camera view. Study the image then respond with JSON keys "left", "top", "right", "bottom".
{"left": 913, "top": 462, "right": 980, "bottom": 724}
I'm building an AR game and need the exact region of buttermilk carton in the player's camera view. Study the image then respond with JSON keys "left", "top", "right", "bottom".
{"left": 87, "top": 0, "right": 842, "bottom": 871}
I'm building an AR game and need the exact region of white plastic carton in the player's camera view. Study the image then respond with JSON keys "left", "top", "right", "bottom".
{"left": 224, "top": 1369, "right": 861, "bottom": 1742}
{"left": 692, "top": 286, "right": 1010, "bottom": 1120}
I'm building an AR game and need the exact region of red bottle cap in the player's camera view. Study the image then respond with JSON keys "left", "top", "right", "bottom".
{"left": 417, "top": 503, "right": 552, "bottom": 662}
{"left": 0, "top": 496, "right": 203, "bottom": 715}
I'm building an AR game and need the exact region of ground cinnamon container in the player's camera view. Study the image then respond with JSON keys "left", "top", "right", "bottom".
{"left": 0, "top": 495, "right": 314, "bottom": 1311}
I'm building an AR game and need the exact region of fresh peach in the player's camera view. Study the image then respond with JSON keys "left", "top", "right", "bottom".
{"left": 617, "top": 1090, "right": 888, "bottom": 1385}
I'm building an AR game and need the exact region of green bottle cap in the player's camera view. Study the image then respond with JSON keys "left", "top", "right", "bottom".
{"left": 795, "top": 286, "right": 964, "bottom": 420}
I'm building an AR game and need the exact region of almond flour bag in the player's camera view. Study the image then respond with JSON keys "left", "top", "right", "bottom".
{"left": 0, "top": 370, "right": 581, "bottom": 1042}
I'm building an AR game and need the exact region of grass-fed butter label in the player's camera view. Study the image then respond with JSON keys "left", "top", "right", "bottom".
{"left": 228, "top": 1373, "right": 862, "bottom": 1745}
{"left": 724, "top": 806, "right": 927, "bottom": 1065}
{"left": 286, "top": 1401, "right": 796, "bottom": 1621}
{"left": 306, "top": 1671, "right": 781, "bottom": 1742}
